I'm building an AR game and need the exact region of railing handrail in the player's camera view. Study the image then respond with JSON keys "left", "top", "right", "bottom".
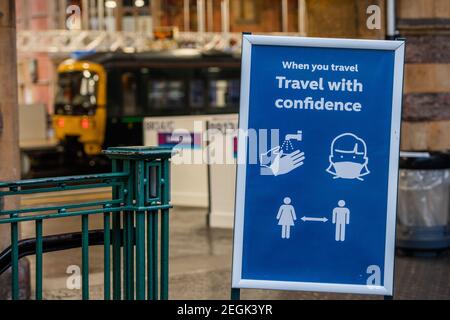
{"left": 0, "top": 204, "right": 172, "bottom": 225}
{"left": 0, "top": 172, "right": 128, "bottom": 189}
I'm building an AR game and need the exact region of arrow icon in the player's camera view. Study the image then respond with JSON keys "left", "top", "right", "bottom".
{"left": 301, "top": 216, "right": 328, "bottom": 223}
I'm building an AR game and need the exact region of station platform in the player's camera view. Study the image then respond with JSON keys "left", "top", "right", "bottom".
{"left": 19, "top": 191, "right": 450, "bottom": 300}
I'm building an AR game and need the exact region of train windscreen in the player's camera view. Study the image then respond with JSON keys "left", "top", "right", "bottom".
{"left": 55, "top": 70, "right": 99, "bottom": 116}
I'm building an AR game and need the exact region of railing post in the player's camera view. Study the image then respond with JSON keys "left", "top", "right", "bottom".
{"left": 81, "top": 214, "right": 89, "bottom": 300}
{"left": 135, "top": 160, "right": 146, "bottom": 300}
{"left": 35, "top": 219, "right": 43, "bottom": 300}
{"left": 160, "top": 158, "right": 170, "bottom": 300}
{"left": 103, "top": 205, "right": 111, "bottom": 300}
{"left": 10, "top": 218, "right": 19, "bottom": 300}
{"left": 111, "top": 159, "right": 122, "bottom": 300}
{"left": 104, "top": 147, "right": 173, "bottom": 301}
{"left": 122, "top": 160, "right": 134, "bottom": 300}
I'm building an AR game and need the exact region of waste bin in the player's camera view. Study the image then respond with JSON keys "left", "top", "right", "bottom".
{"left": 397, "top": 151, "right": 450, "bottom": 253}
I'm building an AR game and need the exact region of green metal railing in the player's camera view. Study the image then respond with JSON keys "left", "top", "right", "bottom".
{"left": 0, "top": 146, "right": 172, "bottom": 300}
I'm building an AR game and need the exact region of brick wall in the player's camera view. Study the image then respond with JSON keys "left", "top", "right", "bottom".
{"left": 398, "top": 0, "right": 450, "bottom": 151}
{"left": 16, "top": 0, "right": 55, "bottom": 113}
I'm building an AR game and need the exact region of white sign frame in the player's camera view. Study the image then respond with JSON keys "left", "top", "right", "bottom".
{"left": 231, "top": 35, "right": 405, "bottom": 296}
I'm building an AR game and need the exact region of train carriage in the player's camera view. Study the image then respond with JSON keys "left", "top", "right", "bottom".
{"left": 53, "top": 49, "right": 241, "bottom": 164}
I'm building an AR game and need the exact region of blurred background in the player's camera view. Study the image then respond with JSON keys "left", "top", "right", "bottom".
{"left": 0, "top": 0, "right": 449, "bottom": 300}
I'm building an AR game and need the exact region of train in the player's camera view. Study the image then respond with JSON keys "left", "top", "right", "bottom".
{"left": 53, "top": 49, "right": 241, "bottom": 165}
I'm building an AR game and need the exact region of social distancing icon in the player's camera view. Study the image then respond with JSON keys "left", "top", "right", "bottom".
{"left": 275, "top": 197, "right": 350, "bottom": 242}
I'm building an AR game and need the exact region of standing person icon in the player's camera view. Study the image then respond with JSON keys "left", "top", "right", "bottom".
{"left": 276, "top": 197, "right": 297, "bottom": 239}
{"left": 332, "top": 200, "right": 350, "bottom": 242}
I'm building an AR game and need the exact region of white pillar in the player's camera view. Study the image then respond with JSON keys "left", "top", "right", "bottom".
{"left": 47, "top": 0, "right": 56, "bottom": 29}
{"left": 197, "top": 0, "right": 205, "bottom": 33}
{"left": 207, "top": 0, "right": 214, "bottom": 32}
{"left": 82, "top": 0, "right": 90, "bottom": 30}
{"left": 98, "top": 0, "right": 105, "bottom": 31}
{"left": 282, "top": 0, "right": 288, "bottom": 32}
{"left": 59, "top": 0, "right": 66, "bottom": 29}
{"left": 106, "top": 6, "right": 115, "bottom": 32}
{"left": 298, "top": 0, "right": 307, "bottom": 36}
{"left": 221, "top": 0, "right": 229, "bottom": 33}
{"left": 147, "top": 0, "right": 154, "bottom": 36}
{"left": 386, "top": 0, "right": 396, "bottom": 38}
{"left": 184, "top": 0, "right": 190, "bottom": 31}
{"left": 151, "top": 0, "right": 160, "bottom": 32}
{"left": 90, "top": 0, "right": 97, "bottom": 30}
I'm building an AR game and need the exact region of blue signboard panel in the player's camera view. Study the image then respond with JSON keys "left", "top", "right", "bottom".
{"left": 232, "top": 35, "right": 405, "bottom": 295}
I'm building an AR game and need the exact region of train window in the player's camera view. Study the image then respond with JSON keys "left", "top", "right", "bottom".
{"left": 55, "top": 71, "right": 98, "bottom": 116}
{"left": 121, "top": 72, "right": 138, "bottom": 116}
{"left": 148, "top": 80, "right": 186, "bottom": 110}
{"left": 190, "top": 80, "right": 205, "bottom": 108}
{"left": 106, "top": 70, "right": 123, "bottom": 118}
{"left": 209, "top": 79, "right": 240, "bottom": 108}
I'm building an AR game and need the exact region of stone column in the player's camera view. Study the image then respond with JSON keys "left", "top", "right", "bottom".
{"left": 0, "top": 0, "right": 30, "bottom": 300}
{"left": 398, "top": 0, "right": 450, "bottom": 150}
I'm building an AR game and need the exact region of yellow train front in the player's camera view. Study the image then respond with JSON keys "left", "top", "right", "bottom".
{"left": 52, "top": 50, "right": 241, "bottom": 167}
{"left": 53, "top": 58, "right": 107, "bottom": 165}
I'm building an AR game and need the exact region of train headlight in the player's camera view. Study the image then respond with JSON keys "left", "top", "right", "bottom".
{"left": 57, "top": 118, "right": 65, "bottom": 128}
{"left": 81, "top": 118, "right": 95, "bottom": 130}
{"left": 81, "top": 118, "right": 90, "bottom": 129}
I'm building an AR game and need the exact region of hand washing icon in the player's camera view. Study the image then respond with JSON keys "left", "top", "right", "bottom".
{"left": 260, "top": 131, "right": 305, "bottom": 176}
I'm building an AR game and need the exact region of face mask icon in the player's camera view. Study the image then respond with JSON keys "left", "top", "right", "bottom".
{"left": 326, "top": 133, "right": 369, "bottom": 181}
